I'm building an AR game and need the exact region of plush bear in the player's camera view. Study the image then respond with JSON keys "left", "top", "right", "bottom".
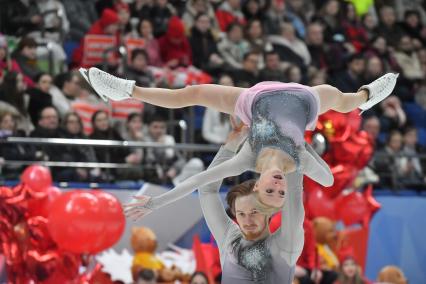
{"left": 130, "top": 226, "right": 164, "bottom": 280}
{"left": 313, "top": 217, "right": 340, "bottom": 271}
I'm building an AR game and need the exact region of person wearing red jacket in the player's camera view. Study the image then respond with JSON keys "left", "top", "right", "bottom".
{"left": 72, "top": 8, "right": 120, "bottom": 67}
{"left": 158, "top": 16, "right": 192, "bottom": 68}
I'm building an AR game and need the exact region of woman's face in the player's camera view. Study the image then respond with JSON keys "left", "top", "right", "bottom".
{"left": 140, "top": 20, "right": 153, "bottom": 38}
{"left": 342, "top": 259, "right": 357, "bottom": 278}
{"left": 254, "top": 169, "right": 286, "bottom": 208}
{"left": 325, "top": 0, "right": 339, "bottom": 16}
{"left": 190, "top": 274, "right": 208, "bottom": 284}
{"left": 373, "top": 37, "right": 387, "bottom": 53}
{"left": 128, "top": 115, "right": 143, "bottom": 133}
{"left": 94, "top": 112, "right": 109, "bottom": 131}
{"left": 37, "top": 74, "right": 52, "bottom": 93}
{"left": 66, "top": 114, "right": 81, "bottom": 135}
{"left": 195, "top": 15, "right": 211, "bottom": 33}
{"left": 21, "top": 46, "right": 37, "bottom": 60}
{"left": 248, "top": 20, "right": 262, "bottom": 39}
{"left": 0, "top": 114, "right": 15, "bottom": 131}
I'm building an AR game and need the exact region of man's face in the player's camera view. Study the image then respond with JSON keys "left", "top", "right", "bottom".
{"left": 307, "top": 24, "right": 323, "bottom": 46}
{"left": 265, "top": 54, "right": 280, "bottom": 70}
{"left": 380, "top": 7, "right": 396, "bottom": 26}
{"left": 148, "top": 121, "right": 166, "bottom": 141}
{"left": 234, "top": 194, "right": 268, "bottom": 241}
{"left": 39, "top": 107, "right": 59, "bottom": 130}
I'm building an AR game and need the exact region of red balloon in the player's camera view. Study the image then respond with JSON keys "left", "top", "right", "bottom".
{"left": 335, "top": 191, "right": 369, "bottom": 226}
{"left": 28, "top": 186, "right": 62, "bottom": 218}
{"left": 21, "top": 165, "right": 52, "bottom": 194}
{"left": 91, "top": 191, "right": 125, "bottom": 250}
{"left": 48, "top": 191, "right": 105, "bottom": 254}
{"left": 306, "top": 187, "right": 336, "bottom": 220}
{"left": 48, "top": 190, "right": 125, "bottom": 254}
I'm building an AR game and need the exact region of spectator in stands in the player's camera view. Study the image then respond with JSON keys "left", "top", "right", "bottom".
{"left": 30, "top": 106, "right": 66, "bottom": 165}
{"left": 332, "top": 53, "right": 366, "bottom": 92}
{"left": 312, "top": 0, "right": 344, "bottom": 43}
{"left": 158, "top": 16, "right": 192, "bottom": 68}
{"left": 125, "top": 49, "right": 154, "bottom": 87}
{"left": 264, "top": 0, "right": 306, "bottom": 37}
{"left": 361, "top": 13, "right": 378, "bottom": 41}
{"left": 0, "top": 111, "right": 35, "bottom": 179}
{"left": 217, "top": 23, "right": 250, "bottom": 70}
{"left": 362, "top": 115, "right": 382, "bottom": 148}
{"left": 136, "top": 268, "right": 157, "bottom": 284}
{"left": 143, "top": 0, "right": 176, "bottom": 38}
{"left": 401, "top": 10, "right": 426, "bottom": 45}
{"left": 259, "top": 51, "right": 286, "bottom": 82}
{"left": 373, "top": 130, "right": 405, "bottom": 189}
{"left": 269, "top": 21, "right": 311, "bottom": 68}
{"left": 215, "top": 0, "right": 245, "bottom": 32}
{"left": 120, "top": 112, "right": 145, "bottom": 180}
{"left": 60, "top": 112, "right": 99, "bottom": 182}
{"left": 231, "top": 51, "right": 260, "bottom": 87}
{"left": 376, "top": 6, "right": 406, "bottom": 47}
{"left": 28, "top": 73, "right": 54, "bottom": 126}
{"left": 189, "top": 13, "right": 224, "bottom": 73}
{"left": 377, "top": 265, "right": 407, "bottom": 284}
{"left": 393, "top": 35, "right": 424, "bottom": 81}
{"left": 50, "top": 71, "right": 82, "bottom": 117}
{"left": 143, "top": 114, "right": 204, "bottom": 185}
{"left": 190, "top": 271, "right": 208, "bottom": 284}
{"left": 305, "top": 22, "right": 330, "bottom": 70}
{"left": 242, "top": 0, "right": 267, "bottom": 22}
{"left": 115, "top": 1, "right": 131, "bottom": 35}
{"left": 138, "top": 19, "right": 162, "bottom": 67}
{"left": 62, "top": 0, "right": 98, "bottom": 42}
{"left": 395, "top": 0, "right": 426, "bottom": 25}
{"left": 202, "top": 74, "right": 232, "bottom": 145}
{"left": 89, "top": 110, "right": 130, "bottom": 165}
{"left": 364, "top": 56, "right": 385, "bottom": 83}
{"left": 341, "top": 2, "right": 369, "bottom": 52}
{"left": 72, "top": 8, "right": 120, "bottom": 67}
{"left": 379, "top": 96, "right": 407, "bottom": 133}
{"left": 334, "top": 255, "right": 369, "bottom": 284}
{"left": 400, "top": 126, "right": 426, "bottom": 189}
{"left": 364, "top": 36, "right": 400, "bottom": 73}
{"left": 0, "top": 72, "right": 29, "bottom": 126}
{"left": 182, "top": 0, "right": 219, "bottom": 33}
{"left": 11, "top": 37, "right": 40, "bottom": 87}
{"left": 245, "top": 19, "right": 272, "bottom": 56}
{"left": 3, "top": 0, "right": 43, "bottom": 36}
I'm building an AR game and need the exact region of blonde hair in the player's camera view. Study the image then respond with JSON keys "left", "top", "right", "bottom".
{"left": 377, "top": 265, "right": 407, "bottom": 284}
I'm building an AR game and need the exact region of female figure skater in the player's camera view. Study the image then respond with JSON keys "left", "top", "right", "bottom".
{"left": 80, "top": 67, "right": 398, "bottom": 217}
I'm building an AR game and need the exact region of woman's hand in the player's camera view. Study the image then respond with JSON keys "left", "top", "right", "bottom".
{"left": 224, "top": 116, "right": 249, "bottom": 152}
{"left": 123, "top": 195, "right": 153, "bottom": 221}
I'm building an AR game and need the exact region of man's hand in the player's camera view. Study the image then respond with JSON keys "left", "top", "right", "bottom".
{"left": 224, "top": 116, "right": 248, "bottom": 152}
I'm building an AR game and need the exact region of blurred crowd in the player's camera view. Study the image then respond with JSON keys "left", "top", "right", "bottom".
{"left": 0, "top": 0, "right": 425, "bottom": 189}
